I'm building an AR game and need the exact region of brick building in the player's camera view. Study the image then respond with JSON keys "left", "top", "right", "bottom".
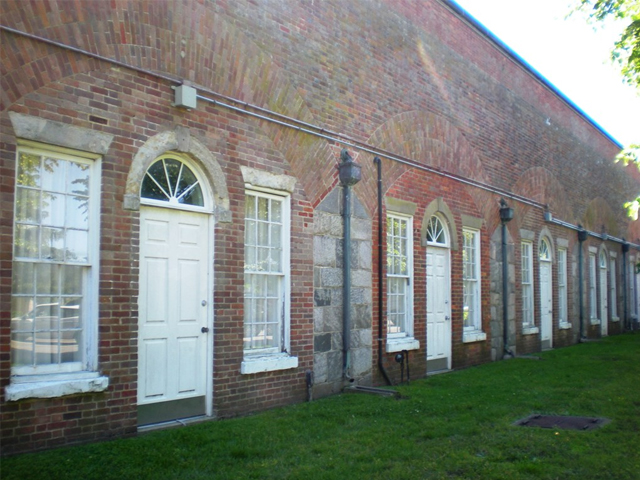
{"left": 1, "top": 0, "right": 638, "bottom": 454}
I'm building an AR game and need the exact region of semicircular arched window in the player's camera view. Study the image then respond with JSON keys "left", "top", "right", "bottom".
{"left": 426, "top": 215, "right": 448, "bottom": 246}
{"left": 141, "top": 156, "right": 204, "bottom": 207}
{"left": 539, "top": 238, "right": 551, "bottom": 261}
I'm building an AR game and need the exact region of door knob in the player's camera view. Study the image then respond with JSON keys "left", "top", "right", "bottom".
{"left": 201, "top": 327, "right": 210, "bottom": 333}
{"left": 445, "top": 316, "right": 450, "bottom": 321}
{"left": 201, "top": 300, "right": 207, "bottom": 306}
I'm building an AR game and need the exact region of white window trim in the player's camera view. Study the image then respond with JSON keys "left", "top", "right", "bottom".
{"left": 462, "top": 228, "right": 482, "bottom": 335}
{"left": 386, "top": 213, "right": 417, "bottom": 350}
{"left": 557, "top": 248, "right": 570, "bottom": 329}
{"left": 521, "top": 241, "right": 535, "bottom": 331}
{"left": 241, "top": 182, "right": 297, "bottom": 374}
{"left": 8, "top": 141, "right": 108, "bottom": 400}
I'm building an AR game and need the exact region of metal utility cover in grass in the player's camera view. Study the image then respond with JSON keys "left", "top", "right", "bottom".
{"left": 514, "top": 414, "right": 610, "bottom": 431}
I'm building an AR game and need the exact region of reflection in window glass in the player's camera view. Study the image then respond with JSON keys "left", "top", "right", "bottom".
{"left": 141, "top": 156, "right": 204, "bottom": 206}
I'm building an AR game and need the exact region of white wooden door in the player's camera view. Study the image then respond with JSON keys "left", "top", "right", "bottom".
{"left": 426, "top": 247, "right": 451, "bottom": 370}
{"left": 138, "top": 207, "right": 211, "bottom": 412}
{"left": 540, "top": 261, "right": 553, "bottom": 347}
{"left": 600, "top": 266, "right": 608, "bottom": 336}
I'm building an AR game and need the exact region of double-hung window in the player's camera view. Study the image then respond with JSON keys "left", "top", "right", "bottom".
{"left": 8, "top": 143, "right": 107, "bottom": 400}
{"left": 558, "top": 248, "right": 570, "bottom": 328}
{"left": 521, "top": 241, "right": 536, "bottom": 332}
{"left": 462, "top": 229, "right": 483, "bottom": 340}
{"left": 242, "top": 188, "right": 297, "bottom": 374}
{"left": 386, "top": 214, "right": 418, "bottom": 351}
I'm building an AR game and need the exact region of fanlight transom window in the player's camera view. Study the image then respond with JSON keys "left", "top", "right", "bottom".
{"left": 539, "top": 238, "right": 551, "bottom": 261}
{"left": 141, "top": 156, "right": 204, "bottom": 207}
{"left": 426, "top": 215, "right": 448, "bottom": 246}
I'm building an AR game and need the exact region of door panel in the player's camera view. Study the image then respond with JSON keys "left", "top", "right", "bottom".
{"left": 426, "top": 247, "right": 451, "bottom": 371}
{"left": 540, "top": 262, "right": 553, "bottom": 347}
{"left": 138, "top": 207, "right": 210, "bottom": 421}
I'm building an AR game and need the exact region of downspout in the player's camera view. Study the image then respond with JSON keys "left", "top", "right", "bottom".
{"left": 339, "top": 149, "right": 361, "bottom": 381}
{"left": 499, "top": 200, "right": 514, "bottom": 358}
{"left": 578, "top": 227, "right": 588, "bottom": 341}
{"left": 374, "top": 156, "right": 392, "bottom": 385}
{"left": 622, "top": 242, "right": 629, "bottom": 331}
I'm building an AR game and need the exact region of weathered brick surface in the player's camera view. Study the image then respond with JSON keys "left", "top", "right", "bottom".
{"left": 1, "top": 0, "right": 637, "bottom": 454}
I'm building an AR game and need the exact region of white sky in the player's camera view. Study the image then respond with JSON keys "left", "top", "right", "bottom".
{"left": 452, "top": 0, "right": 640, "bottom": 146}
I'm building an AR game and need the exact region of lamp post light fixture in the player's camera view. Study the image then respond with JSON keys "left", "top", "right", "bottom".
{"left": 338, "top": 149, "right": 362, "bottom": 186}
{"left": 499, "top": 198, "right": 514, "bottom": 224}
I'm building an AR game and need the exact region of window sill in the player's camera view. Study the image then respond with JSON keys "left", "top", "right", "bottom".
{"left": 559, "top": 321, "right": 572, "bottom": 330}
{"left": 5, "top": 375, "right": 109, "bottom": 401}
{"left": 462, "top": 331, "right": 487, "bottom": 343}
{"left": 241, "top": 354, "right": 298, "bottom": 374}
{"left": 590, "top": 318, "right": 601, "bottom": 325}
{"left": 611, "top": 316, "right": 620, "bottom": 323}
{"left": 522, "top": 326, "right": 539, "bottom": 335}
{"left": 386, "top": 337, "right": 420, "bottom": 353}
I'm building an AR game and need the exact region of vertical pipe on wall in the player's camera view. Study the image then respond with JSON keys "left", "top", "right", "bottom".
{"left": 342, "top": 182, "right": 353, "bottom": 378}
{"left": 338, "top": 149, "right": 361, "bottom": 381}
{"left": 578, "top": 227, "right": 588, "bottom": 340}
{"left": 374, "top": 156, "right": 392, "bottom": 385}
{"left": 622, "top": 242, "right": 629, "bottom": 331}
{"left": 499, "top": 200, "right": 514, "bottom": 358}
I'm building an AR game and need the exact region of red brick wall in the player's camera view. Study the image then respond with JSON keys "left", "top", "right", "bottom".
{"left": 1, "top": 0, "right": 637, "bottom": 454}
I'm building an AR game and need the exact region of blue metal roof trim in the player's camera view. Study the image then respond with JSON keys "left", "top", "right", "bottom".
{"left": 443, "top": 0, "right": 623, "bottom": 148}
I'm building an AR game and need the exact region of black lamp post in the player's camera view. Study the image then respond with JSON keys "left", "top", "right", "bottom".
{"left": 500, "top": 199, "right": 514, "bottom": 358}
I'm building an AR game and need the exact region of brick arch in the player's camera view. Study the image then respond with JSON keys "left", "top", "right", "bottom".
{"left": 1, "top": 0, "right": 334, "bottom": 206}
{"left": 511, "top": 167, "right": 575, "bottom": 232}
{"left": 359, "top": 110, "right": 490, "bottom": 215}
{"left": 582, "top": 197, "right": 620, "bottom": 237}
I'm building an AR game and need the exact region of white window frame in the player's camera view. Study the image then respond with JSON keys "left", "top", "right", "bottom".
{"left": 589, "top": 252, "right": 599, "bottom": 324}
{"left": 521, "top": 241, "right": 538, "bottom": 334}
{"left": 557, "top": 248, "right": 570, "bottom": 329}
{"left": 7, "top": 141, "right": 108, "bottom": 401}
{"left": 241, "top": 186, "right": 297, "bottom": 374}
{"left": 462, "top": 228, "right": 483, "bottom": 340}
{"left": 385, "top": 213, "right": 419, "bottom": 352}
{"left": 610, "top": 255, "right": 619, "bottom": 321}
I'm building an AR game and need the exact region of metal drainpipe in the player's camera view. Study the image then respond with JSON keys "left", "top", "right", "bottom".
{"left": 502, "top": 219, "right": 512, "bottom": 357}
{"left": 375, "top": 157, "right": 392, "bottom": 385}
{"left": 578, "top": 227, "right": 588, "bottom": 340}
{"left": 622, "top": 242, "right": 629, "bottom": 331}
{"left": 339, "top": 149, "right": 361, "bottom": 381}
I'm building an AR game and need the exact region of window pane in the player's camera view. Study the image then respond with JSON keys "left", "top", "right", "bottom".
{"left": 271, "top": 200, "right": 282, "bottom": 222}
{"left": 15, "top": 187, "right": 40, "bottom": 223}
{"left": 142, "top": 160, "right": 170, "bottom": 201}
{"left": 66, "top": 195, "right": 89, "bottom": 230}
{"left": 61, "top": 297, "right": 82, "bottom": 330}
{"left": 36, "top": 264, "right": 59, "bottom": 295}
{"left": 41, "top": 157, "right": 65, "bottom": 192}
{"left": 67, "top": 162, "right": 90, "bottom": 196}
{"left": 12, "top": 262, "right": 34, "bottom": 295}
{"left": 41, "top": 227, "right": 65, "bottom": 261}
{"left": 35, "top": 330, "right": 59, "bottom": 366}
{"left": 11, "top": 332, "right": 34, "bottom": 367}
{"left": 60, "top": 329, "right": 82, "bottom": 363}
{"left": 257, "top": 197, "right": 269, "bottom": 221}
{"left": 41, "top": 191, "right": 65, "bottom": 227}
{"left": 61, "top": 266, "right": 83, "bottom": 295}
{"left": 11, "top": 297, "right": 33, "bottom": 331}
{"left": 34, "top": 297, "right": 59, "bottom": 331}
{"left": 14, "top": 224, "right": 39, "bottom": 259}
{"left": 65, "top": 229, "right": 89, "bottom": 263}
{"left": 17, "top": 153, "right": 41, "bottom": 187}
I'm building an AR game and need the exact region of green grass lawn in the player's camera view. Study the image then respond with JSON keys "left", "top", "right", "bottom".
{"left": 3, "top": 334, "right": 639, "bottom": 480}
